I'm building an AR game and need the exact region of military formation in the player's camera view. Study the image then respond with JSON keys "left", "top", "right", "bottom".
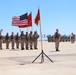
{"left": 0, "top": 31, "right": 39, "bottom": 50}
{"left": 48, "top": 34, "right": 75, "bottom": 42}
{"left": 0, "top": 29, "right": 76, "bottom": 52}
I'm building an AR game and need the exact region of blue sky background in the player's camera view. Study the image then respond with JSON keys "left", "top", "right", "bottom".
{"left": 0, "top": 0, "right": 76, "bottom": 37}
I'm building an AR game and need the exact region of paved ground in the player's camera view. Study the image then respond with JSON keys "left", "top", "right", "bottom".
{"left": 0, "top": 41, "right": 76, "bottom": 75}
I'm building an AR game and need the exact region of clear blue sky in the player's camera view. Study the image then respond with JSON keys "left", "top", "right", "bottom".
{"left": 0, "top": 0, "right": 76, "bottom": 36}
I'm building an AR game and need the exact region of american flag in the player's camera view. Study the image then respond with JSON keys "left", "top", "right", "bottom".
{"left": 18, "top": 12, "right": 32, "bottom": 28}
{"left": 12, "top": 13, "right": 28, "bottom": 26}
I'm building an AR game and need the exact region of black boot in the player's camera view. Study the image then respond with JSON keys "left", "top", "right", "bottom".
{"left": 0, "top": 48, "right": 3, "bottom": 50}
{"left": 26, "top": 48, "right": 29, "bottom": 50}
{"left": 21, "top": 48, "right": 24, "bottom": 50}
{"left": 17, "top": 47, "right": 19, "bottom": 49}
{"left": 34, "top": 47, "right": 38, "bottom": 49}
{"left": 12, "top": 48, "right": 14, "bottom": 49}
{"left": 22, "top": 48, "right": 24, "bottom": 50}
{"left": 56, "top": 49, "right": 60, "bottom": 52}
{"left": 30, "top": 48, "right": 33, "bottom": 50}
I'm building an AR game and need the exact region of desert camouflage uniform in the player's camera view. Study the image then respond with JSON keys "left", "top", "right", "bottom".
{"left": 71, "top": 33, "right": 75, "bottom": 43}
{"left": 29, "top": 31, "right": 33, "bottom": 50}
{"left": 15, "top": 33, "right": 20, "bottom": 49}
{"left": 25, "top": 32, "right": 29, "bottom": 50}
{"left": 33, "top": 31, "right": 38, "bottom": 49}
{"left": 20, "top": 31, "right": 25, "bottom": 50}
{"left": 54, "top": 29, "right": 61, "bottom": 51}
{"left": 5, "top": 33, "right": 9, "bottom": 49}
{"left": 0, "top": 32, "right": 3, "bottom": 50}
{"left": 10, "top": 32, "right": 15, "bottom": 49}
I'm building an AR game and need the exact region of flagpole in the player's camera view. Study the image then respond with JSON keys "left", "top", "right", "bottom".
{"left": 38, "top": 7, "right": 43, "bottom": 50}
{"left": 39, "top": 20, "right": 43, "bottom": 51}
{"left": 27, "top": 27, "right": 28, "bottom": 32}
{"left": 18, "top": 27, "right": 21, "bottom": 33}
{"left": 31, "top": 25, "right": 33, "bottom": 32}
{"left": 32, "top": 8, "right": 53, "bottom": 63}
{"left": 31, "top": 12, "right": 33, "bottom": 33}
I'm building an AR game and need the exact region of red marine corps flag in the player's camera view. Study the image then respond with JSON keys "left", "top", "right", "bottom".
{"left": 34, "top": 9, "right": 40, "bottom": 26}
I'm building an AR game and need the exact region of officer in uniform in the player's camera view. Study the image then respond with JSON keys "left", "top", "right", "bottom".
{"left": 15, "top": 33, "right": 20, "bottom": 49}
{"left": 5, "top": 32, "right": 9, "bottom": 49}
{"left": 25, "top": 32, "right": 29, "bottom": 50}
{"left": 33, "top": 31, "right": 38, "bottom": 49}
{"left": 54, "top": 29, "right": 61, "bottom": 51}
{"left": 0, "top": 32, "right": 3, "bottom": 50}
{"left": 71, "top": 33, "right": 75, "bottom": 43}
{"left": 20, "top": 31, "right": 25, "bottom": 50}
{"left": 29, "top": 31, "right": 33, "bottom": 50}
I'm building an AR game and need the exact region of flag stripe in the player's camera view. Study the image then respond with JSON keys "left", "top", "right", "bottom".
{"left": 12, "top": 17, "right": 28, "bottom": 26}
{"left": 12, "top": 13, "right": 28, "bottom": 26}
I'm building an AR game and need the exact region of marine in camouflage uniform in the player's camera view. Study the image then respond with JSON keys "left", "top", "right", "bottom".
{"left": 29, "top": 31, "right": 33, "bottom": 50}
{"left": 0, "top": 32, "right": 3, "bottom": 50}
{"left": 25, "top": 32, "right": 29, "bottom": 50}
{"left": 33, "top": 31, "right": 38, "bottom": 49}
{"left": 5, "top": 33, "right": 9, "bottom": 49}
{"left": 20, "top": 31, "right": 25, "bottom": 50}
{"left": 54, "top": 29, "right": 61, "bottom": 52}
{"left": 71, "top": 33, "right": 75, "bottom": 43}
{"left": 10, "top": 32, "right": 15, "bottom": 49}
{"left": 15, "top": 33, "right": 20, "bottom": 49}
